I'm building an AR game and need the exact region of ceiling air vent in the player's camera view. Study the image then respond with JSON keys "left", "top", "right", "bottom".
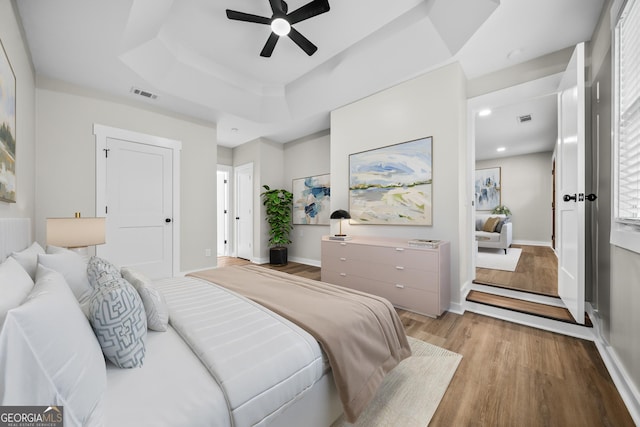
{"left": 131, "top": 87, "right": 158, "bottom": 100}
{"left": 517, "top": 114, "right": 532, "bottom": 123}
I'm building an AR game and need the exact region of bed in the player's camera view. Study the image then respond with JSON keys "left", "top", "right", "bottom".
{"left": 0, "top": 218, "right": 411, "bottom": 426}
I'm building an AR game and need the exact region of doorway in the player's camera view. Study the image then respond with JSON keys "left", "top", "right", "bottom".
{"left": 217, "top": 165, "right": 232, "bottom": 257}
{"left": 469, "top": 74, "right": 562, "bottom": 297}
{"left": 94, "top": 124, "right": 181, "bottom": 279}
{"left": 234, "top": 163, "right": 253, "bottom": 261}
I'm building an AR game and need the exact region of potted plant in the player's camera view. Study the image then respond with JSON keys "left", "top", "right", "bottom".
{"left": 491, "top": 205, "right": 512, "bottom": 216}
{"left": 261, "top": 185, "right": 293, "bottom": 265}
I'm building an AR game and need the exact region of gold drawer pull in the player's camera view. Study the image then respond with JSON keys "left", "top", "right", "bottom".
{"left": 340, "top": 273, "right": 347, "bottom": 277}
{"left": 395, "top": 284, "right": 405, "bottom": 289}
{"left": 340, "top": 242, "right": 347, "bottom": 246}
{"left": 395, "top": 248, "right": 404, "bottom": 252}
{"left": 340, "top": 257, "right": 347, "bottom": 261}
{"left": 395, "top": 266, "right": 405, "bottom": 270}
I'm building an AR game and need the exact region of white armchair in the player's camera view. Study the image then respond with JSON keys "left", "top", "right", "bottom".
{"left": 475, "top": 214, "right": 513, "bottom": 254}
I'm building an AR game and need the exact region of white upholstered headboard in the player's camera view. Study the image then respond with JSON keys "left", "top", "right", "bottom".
{"left": 0, "top": 218, "right": 32, "bottom": 261}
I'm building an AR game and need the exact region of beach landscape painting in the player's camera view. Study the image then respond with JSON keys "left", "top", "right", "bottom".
{"left": 292, "top": 173, "right": 331, "bottom": 225}
{"left": 0, "top": 39, "right": 16, "bottom": 203}
{"left": 349, "top": 137, "right": 432, "bottom": 225}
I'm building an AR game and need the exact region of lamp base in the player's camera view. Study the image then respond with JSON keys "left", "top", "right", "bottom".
{"left": 329, "top": 235, "right": 352, "bottom": 241}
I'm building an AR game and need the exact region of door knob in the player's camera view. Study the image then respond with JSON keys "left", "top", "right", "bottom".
{"left": 563, "top": 194, "right": 577, "bottom": 202}
{"left": 586, "top": 193, "right": 598, "bottom": 201}
{"left": 165, "top": 218, "right": 172, "bottom": 223}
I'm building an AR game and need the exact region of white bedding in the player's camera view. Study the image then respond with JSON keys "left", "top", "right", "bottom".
{"left": 153, "top": 276, "right": 327, "bottom": 427}
{"left": 1, "top": 218, "right": 340, "bottom": 427}
{"left": 106, "top": 326, "right": 230, "bottom": 427}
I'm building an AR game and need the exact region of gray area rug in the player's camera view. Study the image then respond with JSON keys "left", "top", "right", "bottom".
{"left": 332, "top": 337, "right": 462, "bottom": 427}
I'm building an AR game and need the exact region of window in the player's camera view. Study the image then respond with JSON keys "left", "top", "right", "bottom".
{"left": 612, "top": 0, "right": 640, "bottom": 253}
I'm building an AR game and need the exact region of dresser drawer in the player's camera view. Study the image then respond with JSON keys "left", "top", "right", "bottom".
{"left": 323, "top": 241, "right": 438, "bottom": 271}
{"left": 321, "top": 237, "right": 450, "bottom": 317}
{"left": 334, "top": 274, "right": 441, "bottom": 317}
{"left": 345, "top": 259, "right": 440, "bottom": 293}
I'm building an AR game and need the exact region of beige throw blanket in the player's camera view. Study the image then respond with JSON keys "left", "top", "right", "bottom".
{"left": 188, "top": 265, "right": 411, "bottom": 423}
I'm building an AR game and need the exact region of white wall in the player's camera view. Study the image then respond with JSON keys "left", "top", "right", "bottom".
{"left": 217, "top": 146, "right": 233, "bottom": 166}
{"left": 34, "top": 80, "right": 217, "bottom": 273}
{"left": 284, "top": 130, "right": 330, "bottom": 266}
{"left": 589, "top": 0, "right": 640, "bottom": 411}
{"left": 331, "top": 62, "right": 468, "bottom": 305}
{"left": 0, "top": 0, "right": 36, "bottom": 229}
{"left": 476, "top": 151, "right": 553, "bottom": 245}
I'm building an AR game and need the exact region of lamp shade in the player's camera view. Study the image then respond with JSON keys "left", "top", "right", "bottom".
{"left": 330, "top": 209, "right": 351, "bottom": 220}
{"left": 46, "top": 217, "right": 106, "bottom": 248}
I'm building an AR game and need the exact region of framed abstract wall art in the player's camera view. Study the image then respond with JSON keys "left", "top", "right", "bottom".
{"left": 0, "top": 38, "right": 16, "bottom": 203}
{"left": 475, "top": 167, "right": 501, "bottom": 211}
{"left": 349, "top": 136, "right": 432, "bottom": 225}
{"left": 292, "top": 173, "right": 331, "bottom": 225}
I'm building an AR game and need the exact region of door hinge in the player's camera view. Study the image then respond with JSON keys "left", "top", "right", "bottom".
{"left": 105, "top": 206, "right": 108, "bottom": 214}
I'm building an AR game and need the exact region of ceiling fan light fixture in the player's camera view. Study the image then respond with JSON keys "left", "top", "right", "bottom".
{"left": 271, "top": 18, "right": 291, "bottom": 36}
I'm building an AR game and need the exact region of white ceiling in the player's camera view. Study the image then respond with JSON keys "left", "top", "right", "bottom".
{"left": 16, "top": 0, "right": 604, "bottom": 149}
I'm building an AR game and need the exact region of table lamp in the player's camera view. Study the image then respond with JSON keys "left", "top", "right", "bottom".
{"left": 330, "top": 209, "right": 351, "bottom": 237}
{"left": 46, "top": 212, "right": 106, "bottom": 259}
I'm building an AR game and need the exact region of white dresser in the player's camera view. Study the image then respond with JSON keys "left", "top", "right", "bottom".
{"left": 321, "top": 236, "right": 450, "bottom": 317}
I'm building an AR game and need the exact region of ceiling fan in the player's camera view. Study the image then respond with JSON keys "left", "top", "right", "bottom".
{"left": 226, "top": 0, "right": 330, "bottom": 57}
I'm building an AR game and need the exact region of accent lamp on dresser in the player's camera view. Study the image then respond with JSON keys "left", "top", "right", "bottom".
{"left": 321, "top": 236, "right": 450, "bottom": 317}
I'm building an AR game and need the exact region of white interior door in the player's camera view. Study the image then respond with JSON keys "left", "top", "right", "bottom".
{"left": 100, "top": 138, "right": 174, "bottom": 279}
{"left": 217, "top": 167, "right": 231, "bottom": 256}
{"left": 235, "top": 163, "right": 253, "bottom": 261}
{"left": 556, "top": 43, "right": 586, "bottom": 324}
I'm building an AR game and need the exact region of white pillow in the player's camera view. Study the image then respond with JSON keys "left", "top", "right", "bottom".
{"left": 89, "top": 277, "right": 147, "bottom": 368}
{"left": 10, "top": 241, "right": 45, "bottom": 280}
{"left": 38, "top": 251, "right": 92, "bottom": 316}
{"left": 0, "top": 265, "right": 106, "bottom": 426}
{"left": 121, "top": 267, "right": 169, "bottom": 332}
{"left": 0, "top": 257, "right": 35, "bottom": 326}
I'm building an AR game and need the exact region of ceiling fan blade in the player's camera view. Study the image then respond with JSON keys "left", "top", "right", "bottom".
{"left": 269, "top": 0, "right": 285, "bottom": 15}
{"left": 226, "top": 10, "right": 271, "bottom": 25}
{"left": 260, "top": 32, "right": 280, "bottom": 57}
{"left": 288, "top": 27, "right": 317, "bottom": 56}
{"left": 287, "top": 0, "right": 330, "bottom": 25}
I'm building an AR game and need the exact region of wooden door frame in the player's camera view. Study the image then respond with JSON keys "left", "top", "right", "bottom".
{"left": 93, "top": 123, "right": 182, "bottom": 275}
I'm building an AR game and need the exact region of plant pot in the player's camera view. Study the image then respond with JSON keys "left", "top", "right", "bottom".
{"left": 270, "top": 247, "right": 288, "bottom": 266}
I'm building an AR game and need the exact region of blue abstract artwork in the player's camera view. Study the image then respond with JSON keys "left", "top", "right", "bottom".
{"left": 475, "top": 167, "right": 501, "bottom": 211}
{"left": 292, "top": 173, "right": 331, "bottom": 225}
{"left": 349, "top": 137, "right": 432, "bottom": 225}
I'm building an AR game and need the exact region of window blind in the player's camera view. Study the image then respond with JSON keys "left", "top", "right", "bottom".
{"left": 616, "top": 0, "right": 640, "bottom": 224}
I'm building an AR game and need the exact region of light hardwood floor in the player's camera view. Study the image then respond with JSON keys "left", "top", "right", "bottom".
{"left": 475, "top": 244, "right": 559, "bottom": 296}
{"left": 218, "top": 258, "right": 634, "bottom": 426}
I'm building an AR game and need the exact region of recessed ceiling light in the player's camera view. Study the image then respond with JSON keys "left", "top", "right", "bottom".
{"left": 497, "top": 147, "right": 506, "bottom": 152}
{"left": 478, "top": 109, "right": 492, "bottom": 117}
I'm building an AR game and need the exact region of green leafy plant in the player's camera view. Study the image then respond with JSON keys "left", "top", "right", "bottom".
{"left": 492, "top": 205, "right": 512, "bottom": 216}
{"left": 261, "top": 185, "right": 293, "bottom": 247}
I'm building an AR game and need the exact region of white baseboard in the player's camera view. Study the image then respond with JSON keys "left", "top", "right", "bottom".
{"left": 588, "top": 305, "right": 640, "bottom": 425}
{"left": 289, "top": 256, "right": 321, "bottom": 267}
{"left": 512, "top": 239, "right": 552, "bottom": 247}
